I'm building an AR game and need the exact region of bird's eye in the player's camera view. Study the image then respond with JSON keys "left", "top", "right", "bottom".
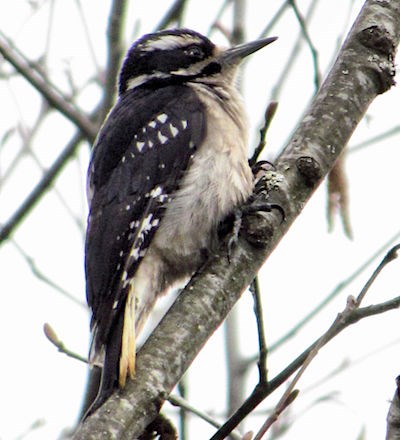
{"left": 185, "top": 45, "right": 204, "bottom": 59}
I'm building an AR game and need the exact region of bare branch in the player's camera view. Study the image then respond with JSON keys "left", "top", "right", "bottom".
{"left": 269, "top": 0, "right": 319, "bottom": 102}
{"left": 11, "top": 239, "right": 86, "bottom": 308}
{"left": 288, "top": 0, "right": 321, "bottom": 91}
{"left": 0, "top": 31, "right": 97, "bottom": 141}
{"left": 44, "top": 323, "right": 88, "bottom": 364}
{"left": 249, "top": 277, "right": 268, "bottom": 384}
{"left": 155, "top": 0, "right": 188, "bottom": 31}
{"left": 0, "top": 131, "right": 86, "bottom": 244}
{"left": 254, "top": 268, "right": 384, "bottom": 438}
{"left": 350, "top": 124, "right": 400, "bottom": 152}
{"left": 268, "top": 228, "right": 400, "bottom": 353}
{"left": 101, "top": 0, "right": 128, "bottom": 120}
{"left": 214, "top": 296, "right": 400, "bottom": 440}
{"left": 168, "top": 395, "right": 242, "bottom": 440}
{"left": 249, "top": 101, "right": 278, "bottom": 166}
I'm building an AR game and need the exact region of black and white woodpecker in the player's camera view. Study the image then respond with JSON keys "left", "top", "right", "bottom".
{"left": 85, "top": 28, "right": 277, "bottom": 411}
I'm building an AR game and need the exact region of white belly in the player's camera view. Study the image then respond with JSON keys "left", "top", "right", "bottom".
{"left": 153, "top": 94, "right": 253, "bottom": 264}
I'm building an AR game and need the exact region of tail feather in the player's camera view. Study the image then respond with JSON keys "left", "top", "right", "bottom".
{"left": 83, "top": 304, "right": 125, "bottom": 418}
{"left": 119, "top": 288, "right": 136, "bottom": 387}
{"left": 83, "top": 288, "right": 138, "bottom": 418}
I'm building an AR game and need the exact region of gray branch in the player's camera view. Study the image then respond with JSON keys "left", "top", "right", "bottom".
{"left": 72, "top": 0, "right": 400, "bottom": 438}
{"left": 386, "top": 376, "right": 400, "bottom": 440}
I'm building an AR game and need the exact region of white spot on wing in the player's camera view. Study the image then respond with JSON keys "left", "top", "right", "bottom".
{"left": 130, "top": 220, "right": 138, "bottom": 229}
{"left": 157, "top": 131, "right": 168, "bottom": 144}
{"left": 181, "top": 119, "right": 188, "bottom": 129}
{"left": 169, "top": 123, "right": 179, "bottom": 137}
{"left": 157, "top": 113, "right": 168, "bottom": 123}
{"left": 129, "top": 246, "right": 140, "bottom": 261}
{"left": 151, "top": 186, "right": 163, "bottom": 197}
{"left": 136, "top": 141, "right": 145, "bottom": 151}
{"left": 148, "top": 140, "right": 154, "bottom": 148}
{"left": 148, "top": 120, "right": 157, "bottom": 128}
{"left": 141, "top": 214, "right": 153, "bottom": 232}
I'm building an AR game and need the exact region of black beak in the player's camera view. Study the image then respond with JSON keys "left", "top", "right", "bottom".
{"left": 220, "top": 36, "right": 278, "bottom": 65}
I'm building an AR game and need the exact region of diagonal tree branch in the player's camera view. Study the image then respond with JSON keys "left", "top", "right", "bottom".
{"left": 0, "top": 31, "right": 97, "bottom": 141}
{"left": 0, "top": 131, "right": 86, "bottom": 244}
{"left": 72, "top": 0, "right": 400, "bottom": 438}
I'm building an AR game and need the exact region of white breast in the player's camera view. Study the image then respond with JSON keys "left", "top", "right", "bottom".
{"left": 153, "top": 82, "right": 253, "bottom": 263}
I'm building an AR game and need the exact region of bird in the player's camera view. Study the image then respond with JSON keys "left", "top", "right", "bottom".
{"left": 85, "top": 28, "right": 277, "bottom": 413}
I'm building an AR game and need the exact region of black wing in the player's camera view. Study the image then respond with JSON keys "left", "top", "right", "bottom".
{"left": 85, "top": 84, "right": 206, "bottom": 358}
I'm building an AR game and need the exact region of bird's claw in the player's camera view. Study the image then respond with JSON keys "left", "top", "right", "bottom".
{"left": 226, "top": 200, "right": 284, "bottom": 262}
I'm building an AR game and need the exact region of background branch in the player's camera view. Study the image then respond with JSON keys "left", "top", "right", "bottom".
{"left": 0, "top": 32, "right": 97, "bottom": 141}
{"left": 100, "top": 0, "right": 128, "bottom": 120}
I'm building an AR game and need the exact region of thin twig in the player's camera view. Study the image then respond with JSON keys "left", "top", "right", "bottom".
{"left": 177, "top": 378, "right": 188, "bottom": 440}
{"left": 355, "top": 243, "right": 400, "bottom": 306}
{"left": 0, "top": 131, "right": 86, "bottom": 244}
{"left": 249, "top": 277, "right": 268, "bottom": 384}
{"left": 155, "top": 0, "right": 188, "bottom": 31}
{"left": 44, "top": 323, "right": 88, "bottom": 364}
{"left": 211, "top": 294, "right": 400, "bottom": 440}
{"left": 256, "top": 242, "right": 400, "bottom": 439}
{"left": 288, "top": 0, "right": 321, "bottom": 91}
{"left": 257, "top": 1, "right": 290, "bottom": 39}
{"left": 168, "top": 394, "right": 242, "bottom": 440}
{"left": 350, "top": 125, "right": 400, "bottom": 153}
{"left": 269, "top": 0, "right": 319, "bottom": 101}
{"left": 242, "top": 228, "right": 400, "bottom": 368}
{"left": 211, "top": 245, "right": 400, "bottom": 440}
{"left": 11, "top": 240, "right": 86, "bottom": 308}
{"left": 75, "top": 0, "right": 101, "bottom": 72}
{"left": 101, "top": 0, "right": 128, "bottom": 120}
{"left": 249, "top": 101, "right": 278, "bottom": 166}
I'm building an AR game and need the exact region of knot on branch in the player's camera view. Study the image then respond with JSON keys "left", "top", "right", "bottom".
{"left": 296, "top": 156, "right": 322, "bottom": 188}
{"left": 359, "top": 25, "right": 394, "bottom": 56}
{"left": 358, "top": 25, "right": 396, "bottom": 93}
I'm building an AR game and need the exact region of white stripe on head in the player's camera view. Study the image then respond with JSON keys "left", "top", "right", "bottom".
{"left": 139, "top": 33, "right": 203, "bottom": 52}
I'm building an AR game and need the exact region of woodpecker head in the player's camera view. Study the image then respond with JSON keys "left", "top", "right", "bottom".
{"left": 119, "top": 28, "right": 277, "bottom": 95}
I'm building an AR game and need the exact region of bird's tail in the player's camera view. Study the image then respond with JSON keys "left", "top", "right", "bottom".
{"left": 83, "top": 301, "right": 127, "bottom": 418}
